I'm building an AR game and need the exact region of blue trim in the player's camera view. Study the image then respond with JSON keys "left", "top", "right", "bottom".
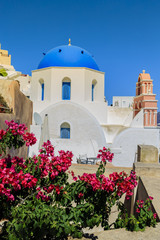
{"left": 62, "top": 82, "right": 70, "bottom": 100}
{"left": 61, "top": 127, "right": 70, "bottom": 139}
{"left": 41, "top": 83, "right": 44, "bottom": 101}
{"left": 92, "top": 84, "right": 94, "bottom": 101}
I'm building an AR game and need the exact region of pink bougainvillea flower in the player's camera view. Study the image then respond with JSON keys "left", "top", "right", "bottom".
{"left": 153, "top": 213, "right": 157, "bottom": 219}
{"left": 149, "top": 196, "right": 154, "bottom": 200}
{"left": 97, "top": 147, "right": 114, "bottom": 163}
{"left": 78, "top": 193, "right": 83, "bottom": 198}
{"left": 136, "top": 208, "right": 140, "bottom": 213}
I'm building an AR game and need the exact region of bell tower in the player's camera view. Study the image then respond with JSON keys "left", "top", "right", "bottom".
{"left": 133, "top": 70, "right": 157, "bottom": 127}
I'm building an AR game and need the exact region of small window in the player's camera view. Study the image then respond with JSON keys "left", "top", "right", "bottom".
{"left": 91, "top": 80, "right": 97, "bottom": 101}
{"left": 60, "top": 122, "right": 70, "bottom": 139}
{"left": 92, "top": 84, "right": 94, "bottom": 101}
{"left": 39, "top": 79, "right": 44, "bottom": 101}
{"left": 41, "top": 83, "right": 44, "bottom": 101}
{"left": 62, "top": 82, "right": 71, "bottom": 100}
{"left": 115, "top": 101, "right": 119, "bottom": 107}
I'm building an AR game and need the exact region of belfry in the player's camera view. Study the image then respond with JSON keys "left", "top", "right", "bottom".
{"left": 133, "top": 70, "right": 157, "bottom": 127}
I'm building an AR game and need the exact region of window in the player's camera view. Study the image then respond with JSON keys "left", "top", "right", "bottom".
{"left": 115, "top": 101, "right": 119, "bottom": 107}
{"left": 41, "top": 83, "right": 44, "bottom": 101}
{"left": 62, "top": 81, "right": 71, "bottom": 100}
{"left": 91, "top": 80, "right": 97, "bottom": 101}
{"left": 39, "top": 79, "right": 44, "bottom": 101}
{"left": 92, "top": 84, "right": 94, "bottom": 101}
{"left": 60, "top": 122, "right": 70, "bottom": 139}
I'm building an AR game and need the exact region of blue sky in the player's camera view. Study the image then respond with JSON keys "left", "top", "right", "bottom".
{"left": 1, "top": 0, "right": 160, "bottom": 109}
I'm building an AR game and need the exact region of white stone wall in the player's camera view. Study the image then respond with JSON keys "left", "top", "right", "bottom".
{"left": 30, "top": 101, "right": 106, "bottom": 162}
{"left": 113, "top": 96, "right": 134, "bottom": 108}
{"left": 110, "top": 128, "right": 159, "bottom": 167}
{"left": 101, "top": 106, "right": 133, "bottom": 144}
{"left": 31, "top": 67, "right": 105, "bottom": 104}
{"left": 107, "top": 106, "right": 133, "bottom": 126}
{"left": 31, "top": 67, "right": 109, "bottom": 124}
{"left": 16, "top": 75, "right": 31, "bottom": 97}
{"left": 131, "top": 109, "right": 144, "bottom": 128}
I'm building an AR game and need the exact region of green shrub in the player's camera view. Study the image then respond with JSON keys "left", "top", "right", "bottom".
{"left": 114, "top": 197, "right": 157, "bottom": 231}
{"left": 0, "top": 120, "right": 156, "bottom": 239}
{"left": 0, "top": 68, "right": 8, "bottom": 77}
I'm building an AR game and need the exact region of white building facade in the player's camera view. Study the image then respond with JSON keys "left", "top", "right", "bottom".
{"left": 113, "top": 96, "right": 134, "bottom": 108}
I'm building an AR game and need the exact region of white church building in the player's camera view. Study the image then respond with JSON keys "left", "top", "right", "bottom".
{"left": 28, "top": 40, "right": 159, "bottom": 166}
{"left": 0, "top": 42, "right": 159, "bottom": 167}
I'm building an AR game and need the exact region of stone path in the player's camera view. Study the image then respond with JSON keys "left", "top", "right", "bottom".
{"left": 71, "top": 223, "right": 160, "bottom": 240}
{"left": 69, "top": 163, "right": 132, "bottom": 178}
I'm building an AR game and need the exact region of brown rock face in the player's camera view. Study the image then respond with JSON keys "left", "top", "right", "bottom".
{"left": 0, "top": 79, "right": 33, "bottom": 158}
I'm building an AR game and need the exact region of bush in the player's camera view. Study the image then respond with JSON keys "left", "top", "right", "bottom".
{"left": 0, "top": 68, "right": 8, "bottom": 77}
{"left": 114, "top": 197, "right": 157, "bottom": 231}
{"left": 0, "top": 120, "right": 146, "bottom": 239}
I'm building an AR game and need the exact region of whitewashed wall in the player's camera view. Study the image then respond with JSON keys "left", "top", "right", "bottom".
{"left": 30, "top": 67, "right": 108, "bottom": 124}
{"left": 30, "top": 101, "right": 106, "bottom": 162}
{"left": 110, "top": 128, "right": 159, "bottom": 167}
{"left": 113, "top": 96, "right": 134, "bottom": 108}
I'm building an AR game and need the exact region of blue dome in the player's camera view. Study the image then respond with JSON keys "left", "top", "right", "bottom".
{"left": 37, "top": 45, "right": 99, "bottom": 71}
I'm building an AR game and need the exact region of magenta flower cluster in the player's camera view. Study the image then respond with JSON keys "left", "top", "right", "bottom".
{"left": 0, "top": 121, "right": 138, "bottom": 207}
{"left": 97, "top": 147, "right": 114, "bottom": 163}
{"left": 0, "top": 156, "right": 37, "bottom": 201}
{"left": 0, "top": 137, "right": 73, "bottom": 202}
{"left": 4, "top": 120, "right": 37, "bottom": 147}
{"left": 79, "top": 171, "right": 137, "bottom": 199}
{"left": 136, "top": 197, "right": 157, "bottom": 219}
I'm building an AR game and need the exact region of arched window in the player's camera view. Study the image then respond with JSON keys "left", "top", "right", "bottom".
{"left": 62, "top": 78, "right": 71, "bottom": 100}
{"left": 91, "top": 80, "right": 97, "bottom": 101}
{"left": 41, "top": 83, "right": 44, "bottom": 101}
{"left": 60, "top": 122, "right": 70, "bottom": 139}
{"left": 39, "top": 79, "right": 44, "bottom": 101}
{"left": 92, "top": 84, "right": 94, "bottom": 101}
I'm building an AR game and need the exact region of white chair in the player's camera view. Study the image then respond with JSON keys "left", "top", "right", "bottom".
{"left": 78, "top": 154, "right": 88, "bottom": 164}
